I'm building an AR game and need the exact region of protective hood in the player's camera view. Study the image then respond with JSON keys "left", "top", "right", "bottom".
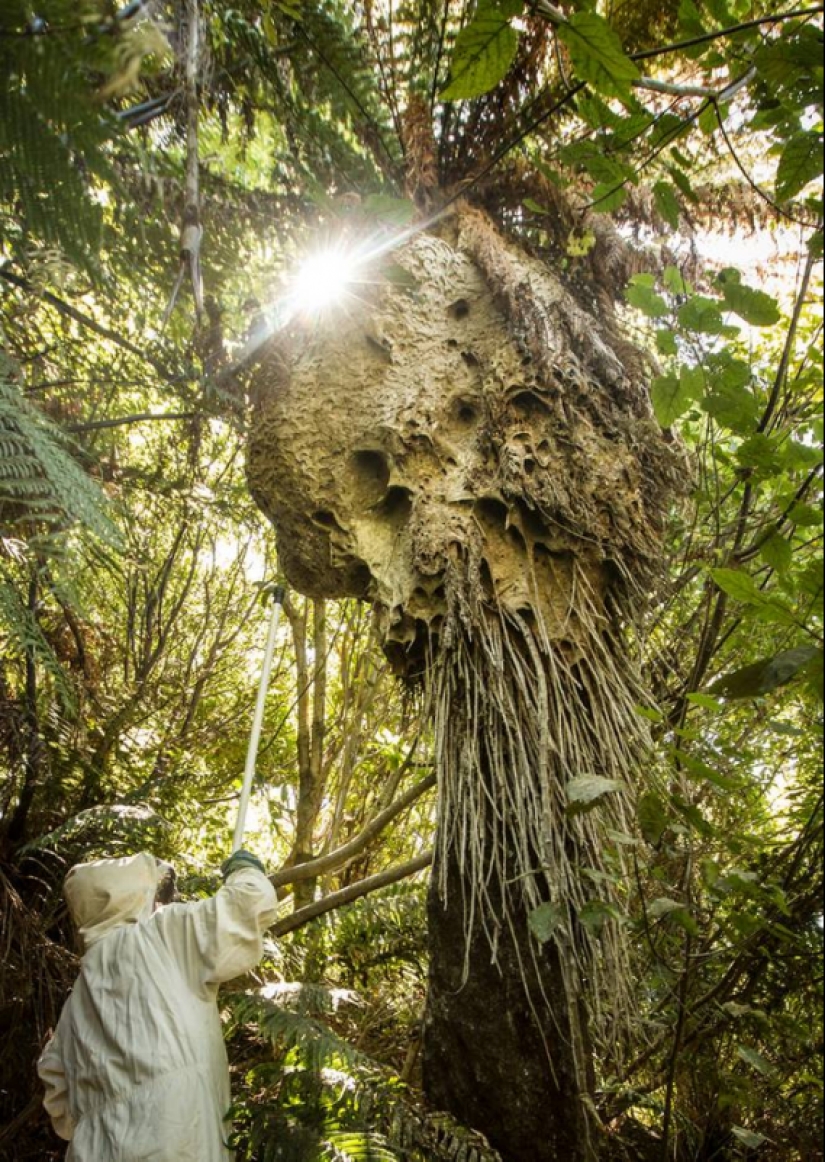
{"left": 64, "top": 852, "right": 162, "bottom": 951}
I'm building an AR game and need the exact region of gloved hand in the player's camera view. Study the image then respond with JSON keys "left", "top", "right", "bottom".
{"left": 221, "top": 849, "right": 267, "bottom": 881}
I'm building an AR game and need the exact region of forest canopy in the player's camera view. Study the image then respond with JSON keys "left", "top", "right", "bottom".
{"left": 0, "top": 1, "right": 822, "bottom": 1160}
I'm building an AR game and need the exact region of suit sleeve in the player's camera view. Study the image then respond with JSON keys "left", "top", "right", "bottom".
{"left": 37, "top": 1025, "right": 75, "bottom": 1141}
{"left": 154, "top": 866, "right": 279, "bottom": 992}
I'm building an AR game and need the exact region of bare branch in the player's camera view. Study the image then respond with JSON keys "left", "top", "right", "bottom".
{"left": 271, "top": 852, "right": 432, "bottom": 937}
{"left": 271, "top": 772, "right": 436, "bottom": 888}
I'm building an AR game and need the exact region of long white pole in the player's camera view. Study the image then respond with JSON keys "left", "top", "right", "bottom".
{"left": 232, "top": 585, "right": 286, "bottom": 853}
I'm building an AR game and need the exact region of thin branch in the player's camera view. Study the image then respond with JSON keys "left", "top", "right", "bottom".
{"left": 271, "top": 852, "right": 432, "bottom": 937}
{"left": 271, "top": 772, "right": 437, "bottom": 888}
{"left": 0, "top": 269, "right": 180, "bottom": 383}
{"left": 67, "top": 411, "right": 196, "bottom": 433}
{"left": 714, "top": 105, "right": 814, "bottom": 227}
{"left": 532, "top": 1, "right": 825, "bottom": 60}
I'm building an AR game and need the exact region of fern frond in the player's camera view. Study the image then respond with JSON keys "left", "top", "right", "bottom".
{"left": 0, "top": 571, "right": 77, "bottom": 711}
{"left": 0, "top": 354, "right": 123, "bottom": 549}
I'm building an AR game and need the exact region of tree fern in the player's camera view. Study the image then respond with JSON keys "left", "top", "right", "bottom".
{"left": 0, "top": 0, "right": 121, "bottom": 270}
{"left": 228, "top": 990, "right": 502, "bottom": 1162}
{"left": 0, "top": 353, "right": 122, "bottom": 549}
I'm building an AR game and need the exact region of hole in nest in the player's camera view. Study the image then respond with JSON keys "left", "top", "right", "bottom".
{"left": 448, "top": 298, "right": 471, "bottom": 319}
{"left": 510, "top": 389, "right": 552, "bottom": 419}
{"left": 346, "top": 561, "right": 373, "bottom": 598}
{"left": 513, "top": 498, "right": 549, "bottom": 543}
{"left": 350, "top": 449, "right": 391, "bottom": 508}
{"left": 446, "top": 338, "right": 459, "bottom": 348}
{"left": 507, "top": 524, "right": 527, "bottom": 551}
{"left": 475, "top": 496, "right": 509, "bottom": 528}
{"left": 523, "top": 458, "right": 536, "bottom": 476}
{"left": 451, "top": 397, "right": 480, "bottom": 426}
{"left": 376, "top": 486, "right": 413, "bottom": 522}
{"left": 312, "top": 510, "right": 344, "bottom": 532}
{"left": 461, "top": 350, "right": 480, "bottom": 368}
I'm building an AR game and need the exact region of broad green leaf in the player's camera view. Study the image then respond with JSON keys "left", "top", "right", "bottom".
{"left": 735, "top": 433, "right": 783, "bottom": 474}
{"left": 524, "top": 197, "right": 549, "bottom": 215}
{"left": 719, "top": 277, "right": 781, "bottom": 327}
{"left": 577, "top": 899, "right": 620, "bottom": 934}
{"left": 656, "top": 329, "right": 678, "bottom": 356}
{"left": 731, "top": 1126, "right": 769, "bottom": 1149}
{"left": 441, "top": 1, "right": 521, "bottom": 100}
{"left": 635, "top": 703, "right": 664, "bottom": 723}
{"left": 685, "top": 692, "right": 724, "bottom": 711}
{"left": 653, "top": 181, "right": 680, "bottom": 230}
{"left": 651, "top": 367, "right": 703, "bottom": 428}
{"left": 709, "top": 646, "right": 821, "bottom": 699}
{"left": 566, "top": 775, "right": 624, "bottom": 811}
{"left": 638, "top": 791, "right": 668, "bottom": 846}
{"left": 759, "top": 531, "right": 792, "bottom": 574}
{"left": 591, "top": 181, "right": 627, "bottom": 213}
{"left": 626, "top": 274, "right": 668, "bottom": 318}
{"left": 648, "top": 897, "right": 699, "bottom": 934}
{"left": 663, "top": 265, "right": 692, "bottom": 295}
{"left": 529, "top": 901, "right": 566, "bottom": 944}
{"left": 677, "top": 295, "right": 730, "bottom": 335}
{"left": 667, "top": 163, "right": 697, "bottom": 202}
{"left": 702, "top": 382, "right": 758, "bottom": 434}
{"left": 558, "top": 11, "right": 640, "bottom": 100}
{"left": 775, "top": 130, "right": 823, "bottom": 202}
{"left": 711, "top": 567, "right": 767, "bottom": 604}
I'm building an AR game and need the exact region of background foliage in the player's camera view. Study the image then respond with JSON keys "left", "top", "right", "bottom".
{"left": 0, "top": 0, "right": 822, "bottom": 1159}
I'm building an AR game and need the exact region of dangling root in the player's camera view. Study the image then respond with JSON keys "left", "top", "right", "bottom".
{"left": 429, "top": 553, "right": 649, "bottom": 1101}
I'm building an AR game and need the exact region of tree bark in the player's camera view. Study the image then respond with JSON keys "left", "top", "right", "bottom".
{"left": 423, "top": 837, "right": 596, "bottom": 1162}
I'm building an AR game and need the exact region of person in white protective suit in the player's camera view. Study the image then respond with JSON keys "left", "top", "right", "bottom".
{"left": 37, "top": 848, "right": 278, "bottom": 1161}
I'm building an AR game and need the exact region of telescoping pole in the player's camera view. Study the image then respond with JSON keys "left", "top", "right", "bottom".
{"left": 232, "top": 584, "right": 286, "bottom": 853}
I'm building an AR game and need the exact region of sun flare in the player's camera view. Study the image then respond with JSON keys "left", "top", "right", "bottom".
{"left": 291, "top": 248, "right": 359, "bottom": 313}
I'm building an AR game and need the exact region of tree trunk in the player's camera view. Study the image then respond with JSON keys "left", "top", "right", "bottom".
{"left": 424, "top": 822, "right": 596, "bottom": 1162}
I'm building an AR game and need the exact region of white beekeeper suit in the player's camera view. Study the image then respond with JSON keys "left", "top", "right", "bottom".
{"left": 37, "top": 851, "right": 278, "bottom": 1161}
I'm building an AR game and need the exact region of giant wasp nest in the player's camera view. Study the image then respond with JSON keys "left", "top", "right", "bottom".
{"left": 247, "top": 205, "right": 679, "bottom": 677}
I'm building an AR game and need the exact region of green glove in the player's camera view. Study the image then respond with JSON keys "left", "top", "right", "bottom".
{"left": 221, "top": 849, "right": 267, "bottom": 880}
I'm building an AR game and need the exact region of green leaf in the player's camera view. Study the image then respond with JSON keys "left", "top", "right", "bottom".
{"left": 719, "top": 277, "right": 781, "bottom": 327}
{"left": 651, "top": 366, "right": 704, "bottom": 428}
{"left": 710, "top": 568, "right": 764, "bottom": 604}
{"left": 638, "top": 791, "right": 669, "bottom": 846}
{"left": 529, "top": 901, "right": 566, "bottom": 944}
{"left": 441, "top": 1, "right": 521, "bottom": 100}
{"left": 577, "top": 899, "right": 620, "bottom": 935}
{"left": 648, "top": 897, "right": 698, "bottom": 934}
{"left": 677, "top": 295, "right": 731, "bottom": 335}
{"left": 731, "top": 1126, "right": 769, "bottom": 1149}
{"left": 663, "top": 265, "right": 692, "bottom": 295}
{"left": 591, "top": 181, "right": 627, "bottom": 213}
{"left": 626, "top": 274, "right": 669, "bottom": 318}
{"left": 775, "top": 130, "right": 823, "bottom": 202}
{"left": 759, "top": 531, "right": 792, "bottom": 574}
{"left": 709, "top": 646, "right": 821, "bottom": 699}
{"left": 654, "top": 181, "right": 680, "bottom": 230}
{"left": 702, "top": 381, "right": 758, "bottom": 434}
{"left": 656, "top": 329, "right": 678, "bottom": 356}
{"left": 558, "top": 11, "right": 640, "bottom": 100}
{"left": 566, "top": 775, "right": 624, "bottom": 812}
{"left": 685, "top": 692, "right": 724, "bottom": 711}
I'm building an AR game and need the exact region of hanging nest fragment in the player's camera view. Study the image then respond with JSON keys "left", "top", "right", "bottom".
{"left": 246, "top": 202, "right": 684, "bottom": 1066}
